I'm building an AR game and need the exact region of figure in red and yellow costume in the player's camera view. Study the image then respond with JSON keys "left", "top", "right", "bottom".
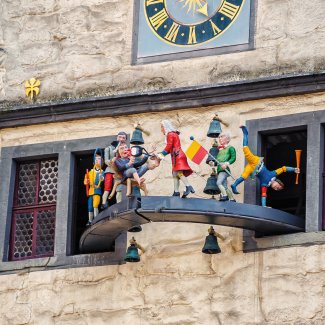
{"left": 158, "top": 120, "right": 194, "bottom": 198}
{"left": 84, "top": 149, "right": 104, "bottom": 226}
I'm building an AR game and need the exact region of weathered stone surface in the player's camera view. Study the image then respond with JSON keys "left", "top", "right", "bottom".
{"left": 3, "top": 0, "right": 59, "bottom": 18}
{"left": 0, "top": 244, "right": 324, "bottom": 324}
{"left": 1, "top": 0, "right": 325, "bottom": 104}
{"left": 2, "top": 20, "right": 21, "bottom": 44}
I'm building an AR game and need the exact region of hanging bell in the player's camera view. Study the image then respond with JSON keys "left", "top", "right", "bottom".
{"left": 130, "top": 127, "right": 144, "bottom": 145}
{"left": 205, "top": 142, "right": 219, "bottom": 165}
{"left": 124, "top": 237, "right": 145, "bottom": 262}
{"left": 124, "top": 244, "right": 140, "bottom": 262}
{"left": 207, "top": 114, "right": 223, "bottom": 138}
{"left": 203, "top": 169, "right": 220, "bottom": 196}
{"left": 202, "top": 227, "right": 221, "bottom": 254}
{"left": 128, "top": 225, "right": 142, "bottom": 232}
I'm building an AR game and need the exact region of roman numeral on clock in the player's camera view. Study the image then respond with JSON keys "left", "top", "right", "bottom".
{"left": 187, "top": 26, "right": 197, "bottom": 45}
{"left": 146, "top": 0, "right": 164, "bottom": 6}
{"left": 219, "top": 1, "right": 240, "bottom": 20}
{"left": 210, "top": 20, "right": 222, "bottom": 35}
{"left": 165, "top": 22, "right": 180, "bottom": 43}
{"left": 149, "top": 9, "right": 168, "bottom": 30}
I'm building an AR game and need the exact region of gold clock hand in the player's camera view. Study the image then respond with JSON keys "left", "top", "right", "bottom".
{"left": 178, "top": 0, "right": 208, "bottom": 16}
{"left": 196, "top": 0, "right": 208, "bottom": 16}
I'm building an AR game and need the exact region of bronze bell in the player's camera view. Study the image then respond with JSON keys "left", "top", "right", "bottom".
{"left": 202, "top": 227, "right": 221, "bottom": 254}
{"left": 124, "top": 243, "right": 140, "bottom": 262}
{"left": 128, "top": 225, "right": 142, "bottom": 232}
{"left": 124, "top": 237, "right": 145, "bottom": 262}
{"left": 205, "top": 144, "right": 219, "bottom": 165}
{"left": 203, "top": 169, "right": 220, "bottom": 196}
{"left": 207, "top": 114, "right": 223, "bottom": 138}
{"left": 130, "top": 127, "right": 144, "bottom": 145}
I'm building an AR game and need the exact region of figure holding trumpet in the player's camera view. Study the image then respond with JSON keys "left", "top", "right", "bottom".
{"left": 231, "top": 126, "right": 300, "bottom": 207}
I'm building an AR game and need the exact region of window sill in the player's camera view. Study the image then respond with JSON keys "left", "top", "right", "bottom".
{"left": 0, "top": 233, "right": 127, "bottom": 275}
{"left": 243, "top": 231, "right": 325, "bottom": 252}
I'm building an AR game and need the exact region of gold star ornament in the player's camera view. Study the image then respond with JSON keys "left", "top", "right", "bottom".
{"left": 25, "top": 78, "right": 41, "bottom": 99}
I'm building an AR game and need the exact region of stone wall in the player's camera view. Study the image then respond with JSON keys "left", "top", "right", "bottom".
{"left": 0, "top": 95, "right": 325, "bottom": 324}
{"left": 0, "top": 0, "right": 325, "bottom": 105}
{"left": 0, "top": 239, "right": 324, "bottom": 325}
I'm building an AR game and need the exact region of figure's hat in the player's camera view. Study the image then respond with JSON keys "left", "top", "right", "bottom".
{"left": 93, "top": 147, "right": 103, "bottom": 166}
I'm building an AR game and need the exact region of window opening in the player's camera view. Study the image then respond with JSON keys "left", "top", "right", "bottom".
{"left": 10, "top": 158, "right": 58, "bottom": 260}
{"left": 261, "top": 130, "right": 307, "bottom": 219}
{"left": 71, "top": 152, "right": 116, "bottom": 255}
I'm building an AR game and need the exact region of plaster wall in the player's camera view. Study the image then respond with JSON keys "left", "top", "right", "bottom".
{"left": 0, "top": 95, "right": 325, "bottom": 324}
{"left": 0, "top": 0, "right": 325, "bottom": 104}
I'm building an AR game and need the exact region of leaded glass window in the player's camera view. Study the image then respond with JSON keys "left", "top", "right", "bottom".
{"left": 10, "top": 159, "right": 58, "bottom": 260}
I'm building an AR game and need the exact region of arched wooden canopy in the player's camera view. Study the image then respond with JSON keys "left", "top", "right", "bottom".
{"left": 79, "top": 197, "right": 305, "bottom": 254}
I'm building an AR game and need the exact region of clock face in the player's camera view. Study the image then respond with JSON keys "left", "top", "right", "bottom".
{"left": 145, "top": 0, "right": 245, "bottom": 46}
{"left": 134, "top": 0, "right": 253, "bottom": 63}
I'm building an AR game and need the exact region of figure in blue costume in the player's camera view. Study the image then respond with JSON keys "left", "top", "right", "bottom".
{"left": 115, "top": 143, "right": 149, "bottom": 186}
{"left": 231, "top": 126, "right": 300, "bottom": 207}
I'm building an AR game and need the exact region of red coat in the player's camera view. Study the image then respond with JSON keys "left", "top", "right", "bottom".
{"left": 163, "top": 132, "right": 193, "bottom": 177}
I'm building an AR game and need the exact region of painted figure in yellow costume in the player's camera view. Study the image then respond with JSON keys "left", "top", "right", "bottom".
{"left": 231, "top": 126, "right": 300, "bottom": 207}
{"left": 84, "top": 148, "right": 104, "bottom": 226}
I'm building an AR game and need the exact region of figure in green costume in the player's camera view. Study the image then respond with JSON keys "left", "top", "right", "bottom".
{"left": 209, "top": 132, "right": 236, "bottom": 201}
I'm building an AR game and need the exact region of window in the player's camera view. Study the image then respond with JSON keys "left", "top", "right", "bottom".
{"left": 10, "top": 158, "right": 58, "bottom": 260}
{"left": 0, "top": 137, "right": 126, "bottom": 272}
{"left": 261, "top": 129, "right": 307, "bottom": 219}
{"left": 243, "top": 112, "right": 325, "bottom": 251}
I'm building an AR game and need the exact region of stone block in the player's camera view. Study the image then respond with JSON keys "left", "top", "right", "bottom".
{"left": 64, "top": 55, "right": 122, "bottom": 81}
{"left": 3, "top": 0, "right": 58, "bottom": 18}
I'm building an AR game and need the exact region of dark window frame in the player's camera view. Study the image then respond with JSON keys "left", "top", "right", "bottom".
{"left": 10, "top": 158, "right": 58, "bottom": 261}
{"left": 244, "top": 111, "right": 325, "bottom": 251}
{"left": 0, "top": 136, "right": 126, "bottom": 273}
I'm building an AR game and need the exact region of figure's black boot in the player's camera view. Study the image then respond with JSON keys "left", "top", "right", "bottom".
{"left": 172, "top": 191, "right": 180, "bottom": 197}
{"left": 219, "top": 195, "right": 229, "bottom": 202}
{"left": 182, "top": 186, "right": 195, "bottom": 198}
